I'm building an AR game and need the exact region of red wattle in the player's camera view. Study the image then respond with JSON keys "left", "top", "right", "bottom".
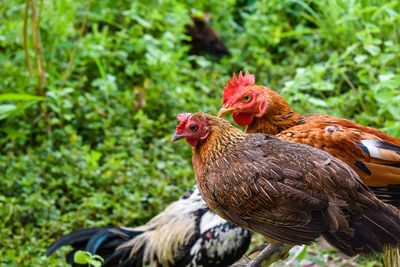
{"left": 186, "top": 138, "right": 199, "bottom": 147}
{"left": 232, "top": 113, "right": 254, "bottom": 126}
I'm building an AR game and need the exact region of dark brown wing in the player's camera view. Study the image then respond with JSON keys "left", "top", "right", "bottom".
{"left": 277, "top": 122, "right": 400, "bottom": 206}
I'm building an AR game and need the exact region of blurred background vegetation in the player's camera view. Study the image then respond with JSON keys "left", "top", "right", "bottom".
{"left": 0, "top": 0, "right": 399, "bottom": 266}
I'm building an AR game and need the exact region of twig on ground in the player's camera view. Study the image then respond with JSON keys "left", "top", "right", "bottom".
{"left": 232, "top": 243, "right": 293, "bottom": 267}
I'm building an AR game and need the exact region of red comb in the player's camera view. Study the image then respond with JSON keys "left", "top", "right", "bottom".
{"left": 176, "top": 113, "right": 191, "bottom": 132}
{"left": 222, "top": 71, "right": 255, "bottom": 104}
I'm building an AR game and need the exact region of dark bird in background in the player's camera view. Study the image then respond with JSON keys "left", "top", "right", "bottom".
{"left": 185, "top": 14, "right": 229, "bottom": 59}
{"left": 47, "top": 186, "right": 252, "bottom": 267}
{"left": 172, "top": 113, "right": 400, "bottom": 258}
{"left": 79, "top": 13, "right": 229, "bottom": 60}
{"left": 218, "top": 71, "right": 400, "bottom": 208}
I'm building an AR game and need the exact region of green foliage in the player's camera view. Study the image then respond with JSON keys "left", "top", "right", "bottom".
{"left": 74, "top": 251, "right": 103, "bottom": 267}
{"left": 0, "top": 0, "right": 398, "bottom": 266}
{"left": 0, "top": 93, "right": 46, "bottom": 120}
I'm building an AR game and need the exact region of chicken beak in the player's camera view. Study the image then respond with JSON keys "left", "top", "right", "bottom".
{"left": 218, "top": 106, "right": 236, "bottom": 118}
{"left": 171, "top": 132, "right": 185, "bottom": 143}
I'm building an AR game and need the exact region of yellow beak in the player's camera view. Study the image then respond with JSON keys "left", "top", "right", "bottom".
{"left": 218, "top": 106, "right": 236, "bottom": 118}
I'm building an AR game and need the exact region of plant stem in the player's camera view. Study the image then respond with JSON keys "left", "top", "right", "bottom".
{"left": 23, "top": 0, "right": 34, "bottom": 77}
{"left": 61, "top": 0, "right": 92, "bottom": 88}
{"left": 30, "top": 0, "right": 46, "bottom": 96}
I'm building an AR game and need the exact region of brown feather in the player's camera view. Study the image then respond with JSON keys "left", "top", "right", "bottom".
{"left": 234, "top": 86, "right": 400, "bottom": 206}
{"left": 185, "top": 114, "right": 400, "bottom": 256}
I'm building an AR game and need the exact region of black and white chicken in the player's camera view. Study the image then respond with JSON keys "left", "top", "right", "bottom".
{"left": 47, "top": 186, "right": 252, "bottom": 267}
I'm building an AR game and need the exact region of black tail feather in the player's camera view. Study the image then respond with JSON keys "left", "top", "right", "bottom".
{"left": 102, "top": 247, "right": 142, "bottom": 267}
{"left": 371, "top": 185, "right": 400, "bottom": 207}
{"left": 47, "top": 227, "right": 108, "bottom": 257}
{"left": 47, "top": 227, "right": 143, "bottom": 266}
{"left": 85, "top": 228, "right": 130, "bottom": 254}
{"left": 323, "top": 205, "right": 400, "bottom": 256}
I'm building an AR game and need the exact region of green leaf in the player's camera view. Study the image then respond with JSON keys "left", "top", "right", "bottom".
{"left": 374, "top": 89, "right": 393, "bottom": 103}
{"left": 387, "top": 104, "right": 400, "bottom": 119}
{"left": 0, "top": 104, "right": 17, "bottom": 120}
{"left": 0, "top": 93, "right": 46, "bottom": 101}
{"left": 364, "top": 44, "right": 380, "bottom": 56}
{"left": 130, "top": 15, "right": 151, "bottom": 28}
{"left": 6, "top": 249, "right": 16, "bottom": 260}
{"left": 74, "top": 251, "right": 92, "bottom": 264}
{"left": 297, "top": 245, "right": 308, "bottom": 261}
{"left": 0, "top": 104, "right": 16, "bottom": 113}
{"left": 308, "top": 97, "right": 328, "bottom": 107}
{"left": 89, "top": 259, "right": 103, "bottom": 267}
{"left": 354, "top": 54, "right": 367, "bottom": 64}
{"left": 92, "top": 255, "right": 104, "bottom": 262}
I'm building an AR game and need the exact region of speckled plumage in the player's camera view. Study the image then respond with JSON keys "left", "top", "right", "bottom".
{"left": 222, "top": 82, "right": 400, "bottom": 206}
{"left": 186, "top": 113, "right": 400, "bottom": 256}
{"left": 47, "top": 186, "right": 252, "bottom": 267}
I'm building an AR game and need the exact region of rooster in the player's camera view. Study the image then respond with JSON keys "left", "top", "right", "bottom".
{"left": 172, "top": 113, "right": 400, "bottom": 261}
{"left": 218, "top": 71, "right": 400, "bottom": 208}
{"left": 47, "top": 186, "right": 252, "bottom": 267}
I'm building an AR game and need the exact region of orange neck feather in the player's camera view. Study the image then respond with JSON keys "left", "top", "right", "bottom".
{"left": 245, "top": 87, "right": 302, "bottom": 134}
{"left": 193, "top": 116, "right": 244, "bottom": 164}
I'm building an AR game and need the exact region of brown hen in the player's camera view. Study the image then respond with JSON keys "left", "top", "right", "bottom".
{"left": 172, "top": 113, "right": 400, "bottom": 257}
{"left": 219, "top": 71, "right": 400, "bottom": 207}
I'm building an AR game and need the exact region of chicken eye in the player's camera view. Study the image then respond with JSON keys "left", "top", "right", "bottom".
{"left": 190, "top": 125, "right": 199, "bottom": 131}
{"left": 242, "top": 94, "right": 252, "bottom": 102}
